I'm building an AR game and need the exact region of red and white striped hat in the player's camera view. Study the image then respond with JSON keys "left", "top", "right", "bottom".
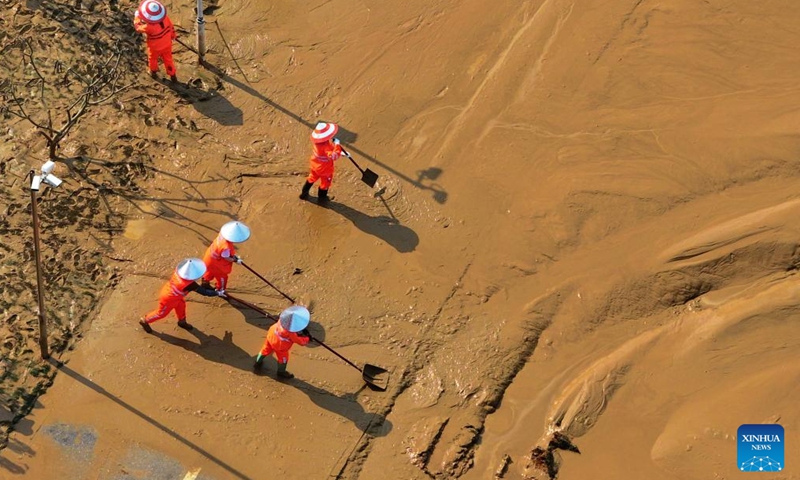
{"left": 138, "top": 0, "right": 166, "bottom": 24}
{"left": 310, "top": 122, "right": 338, "bottom": 143}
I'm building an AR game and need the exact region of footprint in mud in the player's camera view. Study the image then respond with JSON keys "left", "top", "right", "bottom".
{"left": 5, "top": 203, "right": 20, "bottom": 217}
{"left": 89, "top": 264, "right": 102, "bottom": 281}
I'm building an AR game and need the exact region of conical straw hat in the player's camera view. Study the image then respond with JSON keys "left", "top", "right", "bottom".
{"left": 176, "top": 258, "right": 207, "bottom": 281}
{"left": 220, "top": 221, "right": 251, "bottom": 243}
{"left": 279, "top": 306, "right": 310, "bottom": 332}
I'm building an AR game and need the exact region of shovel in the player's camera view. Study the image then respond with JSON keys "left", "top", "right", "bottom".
{"left": 224, "top": 293, "right": 390, "bottom": 391}
{"left": 311, "top": 339, "right": 389, "bottom": 391}
{"left": 341, "top": 147, "right": 379, "bottom": 188}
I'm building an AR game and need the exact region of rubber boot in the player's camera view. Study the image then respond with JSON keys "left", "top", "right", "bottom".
{"left": 299, "top": 181, "right": 313, "bottom": 200}
{"left": 170, "top": 74, "right": 178, "bottom": 83}
{"left": 276, "top": 362, "right": 294, "bottom": 379}
{"left": 139, "top": 319, "right": 153, "bottom": 334}
{"left": 317, "top": 188, "right": 330, "bottom": 204}
{"left": 253, "top": 354, "right": 264, "bottom": 372}
{"left": 177, "top": 319, "right": 193, "bottom": 331}
{"left": 150, "top": 71, "right": 158, "bottom": 80}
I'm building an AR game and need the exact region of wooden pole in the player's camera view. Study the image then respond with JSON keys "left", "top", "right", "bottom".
{"left": 196, "top": 0, "right": 206, "bottom": 63}
{"left": 29, "top": 170, "right": 49, "bottom": 360}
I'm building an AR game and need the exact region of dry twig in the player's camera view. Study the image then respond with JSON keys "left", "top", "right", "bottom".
{"left": 0, "top": 39, "right": 131, "bottom": 160}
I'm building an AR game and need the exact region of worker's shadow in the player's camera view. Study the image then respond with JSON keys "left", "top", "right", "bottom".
{"left": 314, "top": 200, "right": 419, "bottom": 253}
{"left": 0, "top": 408, "right": 34, "bottom": 475}
{"left": 289, "top": 379, "right": 393, "bottom": 436}
{"left": 156, "top": 327, "right": 390, "bottom": 435}
{"left": 224, "top": 298, "right": 274, "bottom": 330}
{"left": 153, "top": 328, "right": 254, "bottom": 372}
{"left": 158, "top": 77, "right": 243, "bottom": 126}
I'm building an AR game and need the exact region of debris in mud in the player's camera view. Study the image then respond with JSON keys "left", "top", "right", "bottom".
{"left": 521, "top": 431, "right": 580, "bottom": 480}
{"left": 494, "top": 453, "right": 512, "bottom": 479}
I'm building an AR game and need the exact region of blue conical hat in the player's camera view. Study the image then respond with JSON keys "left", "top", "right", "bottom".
{"left": 279, "top": 306, "right": 310, "bottom": 332}
{"left": 176, "top": 258, "right": 206, "bottom": 281}
{"left": 220, "top": 221, "right": 250, "bottom": 243}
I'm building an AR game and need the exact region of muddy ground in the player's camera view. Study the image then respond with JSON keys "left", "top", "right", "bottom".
{"left": 1, "top": 0, "right": 800, "bottom": 479}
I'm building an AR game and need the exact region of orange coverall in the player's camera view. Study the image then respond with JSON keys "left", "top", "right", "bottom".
{"left": 259, "top": 323, "right": 310, "bottom": 365}
{"left": 307, "top": 141, "right": 343, "bottom": 190}
{"left": 202, "top": 234, "right": 236, "bottom": 290}
{"left": 133, "top": 13, "right": 177, "bottom": 77}
{"left": 143, "top": 272, "right": 197, "bottom": 323}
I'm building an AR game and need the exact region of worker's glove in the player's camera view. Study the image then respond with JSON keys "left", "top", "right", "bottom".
{"left": 216, "top": 289, "right": 227, "bottom": 297}
{"left": 234, "top": 255, "right": 243, "bottom": 265}
{"left": 333, "top": 138, "right": 341, "bottom": 145}
{"left": 300, "top": 328, "right": 311, "bottom": 338}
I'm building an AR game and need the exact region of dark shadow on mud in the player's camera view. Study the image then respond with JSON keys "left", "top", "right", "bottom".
{"left": 0, "top": 406, "right": 34, "bottom": 475}
{"left": 197, "top": 52, "right": 449, "bottom": 204}
{"left": 288, "top": 379, "right": 393, "bottom": 437}
{"left": 157, "top": 77, "right": 243, "bottom": 126}
{"left": 0, "top": 455, "right": 26, "bottom": 475}
{"left": 251, "top": 362, "right": 392, "bottom": 436}
{"left": 48, "top": 360, "right": 253, "bottom": 480}
{"left": 151, "top": 327, "right": 383, "bottom": 435}
{"left": 153, "top": 328, "right": 255, "bottom": 372}
{"left": 309, "top": 199, "right": 419, "bottom": 253}
{"left": 190, "top": 90, "right": 243, "bottom": 126}
{"left": 62, "top": 155, "right": 237, "bottom": 244}
{"left": 223, "top": 295, "right": 279, "bottom": 331}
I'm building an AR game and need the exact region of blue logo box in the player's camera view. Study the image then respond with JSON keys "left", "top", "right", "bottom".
{"left": 738, "top": 424, "right": 784, "bottom": 472}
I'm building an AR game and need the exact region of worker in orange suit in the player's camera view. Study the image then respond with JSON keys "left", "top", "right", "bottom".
{"left": 300, "top": 122, "right": 343, "bottom": 203}
{"left": 201, "top": 221, "right": 250, "bottom": 295}
{"left": 133, "top": 0, "right": 178, "bottom": 82}
{"left": 253, "top": 306, "right": 311, "bottom": 379}
{"left": 139, "top": 258, "right": 220, "bottom": 333}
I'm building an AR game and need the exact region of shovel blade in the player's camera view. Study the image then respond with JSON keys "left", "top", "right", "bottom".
{"left": 362, "top": 364, "right": 389, "bottom": 391}
{"left": 361, "top": 169, "right": 379, "bottom": 188}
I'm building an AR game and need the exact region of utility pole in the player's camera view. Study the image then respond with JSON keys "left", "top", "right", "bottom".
{"left": 28, "top": 161, "right": 62, "bottom": 360}
{"left": 29, "top": 170, "right": 49, "bottom": 360}
{"left": 196, "top": 0, "right": 206, "bottom": 63}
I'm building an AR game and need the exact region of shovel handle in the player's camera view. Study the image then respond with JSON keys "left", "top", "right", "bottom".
{"left": 225, "top": 293, "right": 278, "bottom": 321}
{"left": 240, "top": 262, "right": 296, "bottom": 304}
{"left": 341, "top": 147, "right": 365, "bottom": 174}
{"left": 308, "top": 335, "right": 363, "bottom": 373}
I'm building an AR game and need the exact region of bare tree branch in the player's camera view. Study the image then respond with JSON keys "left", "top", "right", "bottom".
{"left": 21, "top": 40, "right": 54, "bottom": 134}
{"left": 0, "top": 39, "right": 129, "bottom": 160}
